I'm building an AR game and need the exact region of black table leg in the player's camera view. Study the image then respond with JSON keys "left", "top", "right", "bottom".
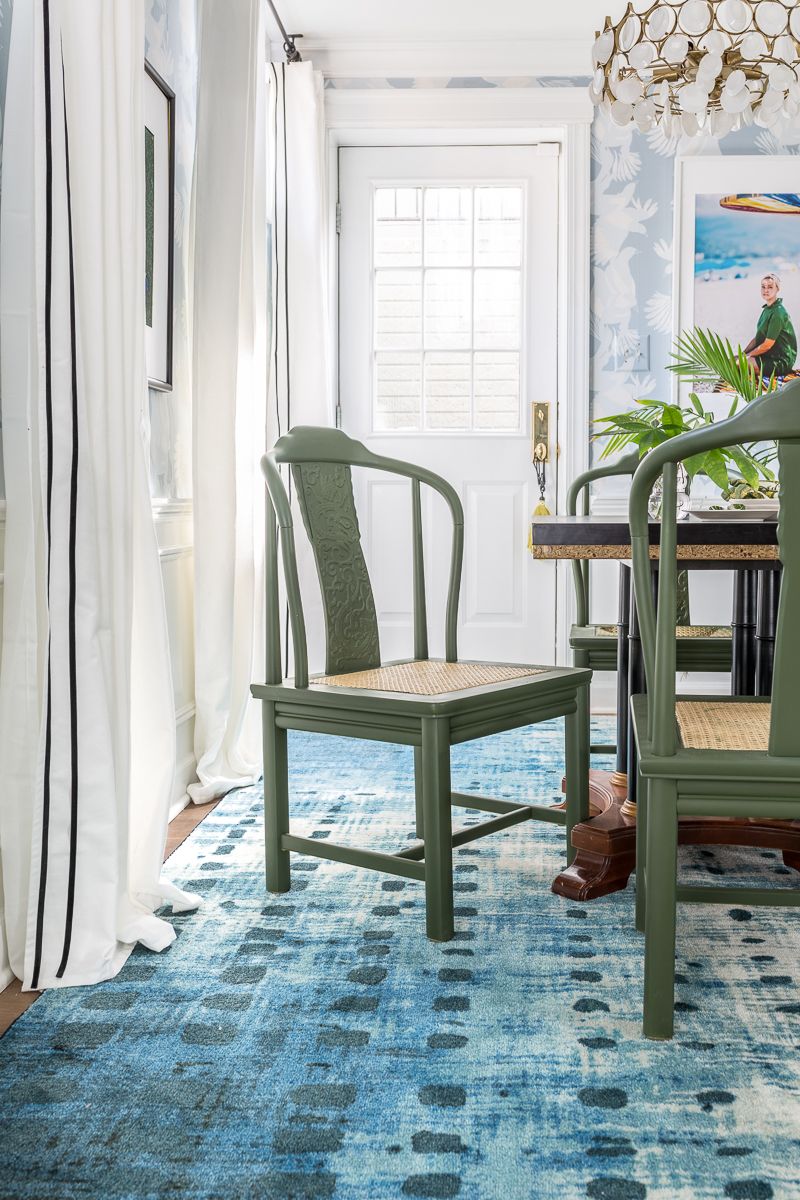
{"left": 756, "top": 568, "right": 782, "bottom": 696}
{"left": 615, "top": 564, "right": 631, "bottom": 779}
{"left": 625, "top": 568, "right": 649, "bottom": 810}
{"left": 732, "top": 569, "right": 758, "bottom": 696}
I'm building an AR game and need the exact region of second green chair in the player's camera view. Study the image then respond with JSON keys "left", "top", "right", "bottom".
{"left": 252, "top": 426, "right": 591, "bottom": 942}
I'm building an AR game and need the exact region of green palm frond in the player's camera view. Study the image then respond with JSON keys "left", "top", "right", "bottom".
{"left": 667, "top": 328, "right": 760, "bottom": 406}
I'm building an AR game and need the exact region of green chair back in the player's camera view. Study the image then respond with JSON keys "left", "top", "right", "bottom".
{"left": 567, "top": 451, "right": 640, "bottom": 626}
{"left": 261, "top": 426, "right": 464, "bottom": 689}
{"left": 629, "top": 378, "right": 800, "bottom": 758}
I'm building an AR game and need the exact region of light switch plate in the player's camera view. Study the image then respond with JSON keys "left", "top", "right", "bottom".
{"left": 612, "top": 331, "right": 650, "bottom": 373}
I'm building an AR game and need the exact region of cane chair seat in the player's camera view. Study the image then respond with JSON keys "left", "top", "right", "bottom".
{"left": 595, "top": 624, "right": 731, "bottom": 640}
{"left": 314, "top": 659, "right": 547, "bottom": 696}
{"left": 675, "top": 700, "right": 771, "bottom": 752}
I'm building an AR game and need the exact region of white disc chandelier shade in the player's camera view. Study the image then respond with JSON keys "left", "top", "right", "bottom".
{"left": 590, "top": 0, "right": 800, "bottom": 137}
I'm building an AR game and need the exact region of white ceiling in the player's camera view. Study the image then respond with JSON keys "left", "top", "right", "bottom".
{"left": 271, "top": 0, "right": 616, "bottom": 49}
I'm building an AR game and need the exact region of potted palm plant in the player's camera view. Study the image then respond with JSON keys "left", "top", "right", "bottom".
{"left": 593, "top": 329, "right": 777, "bottom": 510}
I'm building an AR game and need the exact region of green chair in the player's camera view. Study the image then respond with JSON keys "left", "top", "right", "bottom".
{"left": 252, "top": 426, "right": 592, "bottom": 942}
{"left": 629, "top": 380, "right": 800, "bottom": 1039}
{"left": 568, "top": 453, "right": 733, "bottom": 759}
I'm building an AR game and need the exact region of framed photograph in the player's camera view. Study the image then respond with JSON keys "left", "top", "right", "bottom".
{"left": 674, "top": 156, "right": 800, "bottom": 402}
{"left": 144, "top": 60, "right": 175, "bottom": 391}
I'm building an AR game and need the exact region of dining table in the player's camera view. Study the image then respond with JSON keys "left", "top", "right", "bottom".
{"left": 530, "top": 511, "right": 800, "bottom": 900}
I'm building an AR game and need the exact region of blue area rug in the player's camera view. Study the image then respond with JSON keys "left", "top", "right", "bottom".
{"left": 1, "top": 720, "right": 799, "bottom": 1200}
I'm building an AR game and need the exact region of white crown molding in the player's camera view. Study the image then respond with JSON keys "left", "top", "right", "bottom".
{"left": 325, "top": 86, "right": 593, "bottom": 135}
{"left": 271, "top": 37, "right": 592, "bottom": 81}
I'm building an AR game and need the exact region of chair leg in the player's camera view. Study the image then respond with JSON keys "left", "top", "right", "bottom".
{"left": 421, "top": 716, "right": 454, "bottom": 942}
{"left": 635, "top": 773, "right": 647, "bottom": 934}
{"left": 643, "top": 779, "right": 678, "bottom": 1040}
{"left": 414, "top": 746, "right": 425, "bottom": 839}
{"left": 564, "top": 687, "right": 590, "bottom": 867}
{"left": 263, "top": 700, "right": 290, "bottom": 893}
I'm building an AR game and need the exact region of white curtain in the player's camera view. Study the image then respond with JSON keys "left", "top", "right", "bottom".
{"left": 189, "top": 48, "right": 331, "bottom": 801}
{"left": 0, "top": 0, "right": 198, "bottom": 990}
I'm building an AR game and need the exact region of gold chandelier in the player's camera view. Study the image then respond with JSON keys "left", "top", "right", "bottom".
{"left": 590, "top": 0, "right": 800, "bottom": 136}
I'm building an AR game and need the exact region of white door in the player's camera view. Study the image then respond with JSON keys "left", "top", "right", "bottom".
{"left": 338, "top": 145, "right": 559, "bottom": 666}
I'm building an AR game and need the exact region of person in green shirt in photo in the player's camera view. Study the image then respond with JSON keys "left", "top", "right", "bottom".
{"left": 745, "top": 273, "right": 797, "bottom": 380}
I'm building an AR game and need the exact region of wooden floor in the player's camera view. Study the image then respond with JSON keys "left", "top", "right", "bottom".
{"left": 0, "top": 796, "right": 221, "bottom": 1038}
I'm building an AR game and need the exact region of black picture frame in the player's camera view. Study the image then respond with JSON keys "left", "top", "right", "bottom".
{"left": 144, "top": 59, "right": 175, "bottom": 392}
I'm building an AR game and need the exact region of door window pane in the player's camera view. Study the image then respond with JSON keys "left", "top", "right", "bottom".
{"left": 424, "top": 352, "right": 471, "bottom": 430}
{"left": 424, "top": 270, "right": 472, "bottom": 350}
{"left": 374, "top": 188, "right": 422, "bottom": 268}
{"left": 375, "top": 270, "right": 422, "bottom": 350}
{"left": 371, "top": 184, "right": 524, "bottom": 432}
{"left": 374, "top": 352, "right": 422, "bottom": 431}
{"left": 424, "top": 188, "right": 473, "bottom": 267}
{"left": 474, "top": 352, "right": 520, "bottom": 430}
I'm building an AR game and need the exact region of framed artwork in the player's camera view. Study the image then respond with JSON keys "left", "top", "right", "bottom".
{"left": 144, "top": 60, "right": 175, "bottom": 391}
{"left": 674, "top": 156, "right": 800, "bottom": 402}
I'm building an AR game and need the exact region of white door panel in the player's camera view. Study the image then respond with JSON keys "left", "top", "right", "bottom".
{"left": 338, "top": 145, "right": 559, "bottom": 665}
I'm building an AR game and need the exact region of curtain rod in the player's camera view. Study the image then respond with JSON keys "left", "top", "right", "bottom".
{"left": 266, "top": 0, "right": 303, "bottom": 62}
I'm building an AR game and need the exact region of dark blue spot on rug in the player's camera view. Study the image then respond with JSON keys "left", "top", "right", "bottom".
{"left": 330, "top": 995, "right": 379, "bottom": 1013}
{"left": 572, "top": 971, "right": 602, "bottom": 983}
{"left": 200, "top": 861, "right": 224, "bottom": 870}
{"left": 201, "top": 993, "right": 252, "bottom": 1012}
{"left": 569, "top": 949, "right": 597, "bottom": 959}
{"left": 294, "top": 862, "right": 320, "bottom": 871}
{"left": 412, "top": 1132, "right": 468, "bottom": 1154}
{"left": 273, "top": 1126, "right": 344, "bottom": 1154}
{"left": 347, "top": 967, "right": 387, "bottom": 985}
{"left": 81, "top": 991, "right": 139, "bottom": 1011}
{"left": 120, "top": 964, "right": 157, "bottom": 981}
{"left": 453, "top": 882, "right": 477, "bottom": 893}
{"left": 588, "top": 1136, "right": 636, "bottom": 1159}
{"left": 453, "top": 907, "right": 477, "bottom": 917}
{"left": 580, "top": 1037, "right": 617, "bottom": 1050}
{"left": 567, "top": 909, "right": 588, "bottom": 919}
{"left": 723, "top": 1183, "right": 773, "bottom": 1199}
{"left": 317, "top": 1027, "right": 370, "bottom": 1048}
{"left": 214, "top": 844, "right": 235, "bottom": 855}
{"left": 363, "top": 930, "right": 394, "bottom": 940}
{"left": 372, "top": 905, "right": 400, "bottom": 916}
{"left": 759, "top": 975, "right": 792, "bottom": 985}
{"left": 237, "top": 943, "right": 277, "bottom": 956}
{"left": 569, "top": 934, "right": 592, "bottom": 942}
{"left": 674, "top": 1002, "right": 698, "bottom": 1013}
{"left": 53, "top": 1022, "right": 117, "bottom": 1050}
{"left": 401, "top": 1174, "right": 461, "bottom": 1197}
{"left": 428, "top": 1034, "right": 468, "bottom": 1050}
{"left": 13, "top": 1077, "right": 78, "bottom": 1105}
{"left": 681, "top": 1041, "right": 715, "bottom": 1051}
{"left": 290, "top": 1084, "right": 356, "bottom": 1109}
{"left": 246, "top": 927, "right": 285, "bottom": 941}
{"left": 438, "top": 969, "right": 473, "bottom": 983}
{"left": 579, "top": 1088, "right": 628, "bottom": 1110}
{"left": 697, "top": 1090, "right": 735, "bottom": 1112}
{"left": 221, "top": 964, "right": 267, "bottom": 985}
{"left": 717, "top": 1148, "right": 753, "bottom": 1158}
{"left": 776, "top": 1003, "right": 800, "bottom": 1014}
{"left": 586, "top": 1179, "right": 646, "bottom": 1199}
{"left": 433, "top": 996, "right": 470, "bottom": 1013}
{"left": 358, "top": 944, "right": 391, "bottom": 957}
{"left": 750, "top": 955, "right": 774, "bottom": 963}
{"left": 729, "top": 909, "right": 752, "bottom": 922}
{"left": 182, "top": 1022, "right": 237, "bottom": 1046}
{"left": 382, "top": 881, "right": 405, "bottom": 891}
{"left": 262, "top": 904, "right": 296, "bottom": 916}
{"left": 574, "top": 999, "right": 610, "bottom": 1013}
{"left": 418, "top": 1086, "right": 466, "bottom": 1108}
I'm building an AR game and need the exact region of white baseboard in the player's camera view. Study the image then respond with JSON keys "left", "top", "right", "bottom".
{"left": 591, "top": 672, "right": 733, "bottom": 715}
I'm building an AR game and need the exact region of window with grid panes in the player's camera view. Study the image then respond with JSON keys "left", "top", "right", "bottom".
{"left": 372, "top": 185, "right": 524, "bottom": 433}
